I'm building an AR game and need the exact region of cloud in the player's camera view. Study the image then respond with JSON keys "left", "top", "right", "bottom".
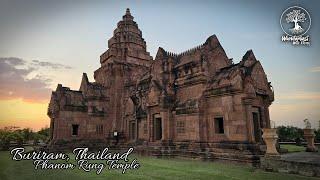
{"left": 31, "top": 60, "right": 72, "bottom": 69}
{"left": 309, "top": 66, "right": 320, "bottom": 73}
{"left": 278, "top": 91, "right": 320, "bottom": 100}
{"left": 2, "top": 57, "right": 26, "bottom": 66}
{"left": 0, "top": 57, "right": 72, "bottom": 103}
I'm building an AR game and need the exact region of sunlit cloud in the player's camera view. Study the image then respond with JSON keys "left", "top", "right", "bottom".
{"left": 278, "top": 91, "right": 320, "bottom": 100}
{"left": 309, "top": 66, "right": 320, "bottom": 73}
{"left": 31, "top": 59, "right": 72, "bottom": 70}
{"left": 0, "top": 57, "right": 72, "bottom": 103}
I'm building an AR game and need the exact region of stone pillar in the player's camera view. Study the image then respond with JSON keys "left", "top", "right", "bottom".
{"left": 243, "top": 98, "right": 255, "bottom": 143}
{"left": 135, "top": 118, "right": 139, "bottom": 142}
{"left": 259, "top": 106, "right": 266, "bottom": 128}
{"left": 160, "top": 111, "right": 167, "bottom": 141}
{"left": 303, "top": 128, "right": 318, "bottom": 152}
{"left": 262, "top": 128, "right": 279, "bottom": 155}
{"left": 198, "top": 97, "right": 206, "bottom": 143}
{"left": 151, "top": 114, "right": 155, "bottom": 142}
{"left": 50, "top": 118, "right": 54, "bottom": 140}
{"left": 148, "top": 113, "right": 153, "bottom": 142}
{"left": 265, "top": 103, "right": 271, "bottom": 128}
{"left": 170, "top": 111, "right": 176, "bottom": 140}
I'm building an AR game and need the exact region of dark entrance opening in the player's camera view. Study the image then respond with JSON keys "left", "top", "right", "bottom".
{"left": 72, "top": 124, "right": 79, "bottom": 136}
{"left": 252, "top": 112, "right": 262, "bottom": 143}
{"left": 154, "top": 117, "right": 162, "bottom": 141}
{"left": 214, "top": 117, "right": 224, "bottom": 134}
{"left": 129, "top": 121, "right": 136, "bottom": 140}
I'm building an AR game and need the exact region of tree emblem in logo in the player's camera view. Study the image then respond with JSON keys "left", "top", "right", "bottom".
{"left": 280, "top": 6, "right": 311, "bottom": 36}
{"left": 285, "top": 10, "right": 306, "bottom": 34}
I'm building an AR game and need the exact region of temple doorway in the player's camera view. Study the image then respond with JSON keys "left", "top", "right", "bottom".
{"left": 129, "top": 121, "right": 136, "bottom": 140}
{"left": 153, "top": 117, "right": 162, "bottom": 141}
{"left": 252, "top": 110, "right": 262, "bottom": 143}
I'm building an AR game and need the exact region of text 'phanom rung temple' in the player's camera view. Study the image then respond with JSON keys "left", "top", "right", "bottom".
{"left": 48, "top": 8, "right": 274, "bottom": 164}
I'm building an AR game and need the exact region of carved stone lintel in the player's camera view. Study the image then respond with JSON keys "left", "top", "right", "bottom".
{"left": 243, "top": 97, "right": 254, "bottom": 105}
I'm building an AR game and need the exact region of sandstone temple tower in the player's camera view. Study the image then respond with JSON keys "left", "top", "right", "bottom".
{"left": 48, "top": 9, "right": 274, "bottom": 163}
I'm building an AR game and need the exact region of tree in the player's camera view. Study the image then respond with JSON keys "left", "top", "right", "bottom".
{"left": 315, "top": 121, "right": 320, "bottom": 142}
{"left": 277, "top": 126, "right": 303, "bottom": 142}
{"left": 0, "top": 127, "right": 24, "bottom": 150}
{"left": 0, "top": 127, "right": 52, "bottom": 150}
{"left": 0, "top": 129, "right": 11, "bottom": 150}
{"left": 38, "top": 127, "right": 49, "bottom": 137}
{"left": 32, "top": 133, "right": 47, "bottom": 145}
{"left": 8, "top": 131, "right": 24, "bottom": 147}
{"left": 285, "top": 9, "right": 307, "bottom": 34}
{"left": 18, "top": 128, "right": 33, "bottom": 143}
{"left": 315, "top": 129, "right": 320, "bottom": 143}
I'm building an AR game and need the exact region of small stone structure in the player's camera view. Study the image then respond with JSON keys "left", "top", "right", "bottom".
{"left": 303, "top": 128, "right": 318, "bottom": 152}
{"left": 262, "top": 128, "right": 279, "bottom": 155}
{"left": 47, "top": 9, "right": 274, "bottom": 163}
{"left": 261, "top": 127, "right": 319, "bottom": 177}
{"left": 261, "top": 152, "right": 320, "bottom": 177}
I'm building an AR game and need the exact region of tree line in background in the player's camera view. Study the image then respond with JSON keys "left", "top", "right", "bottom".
{"left": 277, "top": 126, "right": 320, "bottom": 143}
{"left": 1, "top": 125, "right": 319, "bottom": 150}
{"left": 0, "top": 127, "right": 49, "bottom": 150}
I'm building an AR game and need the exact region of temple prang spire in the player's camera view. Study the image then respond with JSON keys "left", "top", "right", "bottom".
{"left": 126, "top": 8, "right": 131, "bottom": 15}
{"left": 99, "top": 8, "right": 152, "bottom": 67}
{"left": 123, "top": 8, "right": 134, "bottom": 21}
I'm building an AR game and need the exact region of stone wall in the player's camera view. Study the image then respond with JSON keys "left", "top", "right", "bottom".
{"left": 261, "top": 156, "right": 320, "bottom": 177}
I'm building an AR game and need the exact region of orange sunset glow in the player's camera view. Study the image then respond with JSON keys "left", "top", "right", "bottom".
{"left": 0, "top": 99, "right": 49, "bottom": 131}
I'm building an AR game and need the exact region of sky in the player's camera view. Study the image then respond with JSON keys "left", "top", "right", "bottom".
{"left": 0, "top": 0, "right": 319, "bottom": 131}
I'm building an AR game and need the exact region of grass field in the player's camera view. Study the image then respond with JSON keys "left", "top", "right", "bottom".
{"left": 281, "top": 144, "right": 306, "bottom": 153}
{"left": 0, "top": 150, "right": 318, "bottom": 180}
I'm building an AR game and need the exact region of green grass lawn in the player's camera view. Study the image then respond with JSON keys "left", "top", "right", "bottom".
{"left": 0, "top": 150, "right": 317, "bottom": 180}
{"left": 281, "top": 144, "right": 306, "bottom": 153}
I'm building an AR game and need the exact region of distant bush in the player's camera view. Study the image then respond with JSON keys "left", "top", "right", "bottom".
{"left": 277, "top": 126, "right": 303, "bottom": 142}
{"left": 277, "top": 125, "right": 320, "bottom": 143}
{"left": 315, "top": 129, "right": 320, "bottom": 143}
{"left": 0, "top": 127, "right": 23, "bottom": 150}
{"left": 0, "top": 127, "right": 50, "bottom": 150}
{"left": 38, "top": 127, "right": 49, "bottom": 137}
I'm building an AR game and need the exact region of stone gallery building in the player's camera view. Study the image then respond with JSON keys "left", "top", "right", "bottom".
{"left": 48, "top": 9, "right": 274, "bottom": 163}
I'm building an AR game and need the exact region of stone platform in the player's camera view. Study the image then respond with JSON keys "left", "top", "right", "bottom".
{"left": 261, "top": 152, "right": 320, "bottom": 177}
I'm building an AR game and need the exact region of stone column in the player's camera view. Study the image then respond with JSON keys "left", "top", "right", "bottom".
{"left": 51, "top": 119, "right": 57, "bottom": 143}
{"left": 303, "top": 128, "right": 318, "bottom": 152}
{"left": 259, "top": 106, "right": 266, "bottom": 128}
{"left": 265, "top": 103, "right": 271, "bottom": 128}
{"left": 198, "top": 98, "right": 206, "bottom": 143}
{"left": 150, "top": 114, "right": 157, "bottom": 142}
{"left": 49, "top": 119, "right": 53, "bottom": 139}
{"left": 148, "top": 113, "right": 153, "bottom": 142}
{"left": 135, "top": 118, "right": 139, "bottom": 142}
{"left": 243, "top": 98, "right": 254, "bottom": 143}
{"left": 160, "top": 111, "right": 167, "bottom": 141}
{"left": 262, "top": 128, "right": 279, "bottom": 155}
{"left": 170, "top": 111, "right": 176, "bottom": 140}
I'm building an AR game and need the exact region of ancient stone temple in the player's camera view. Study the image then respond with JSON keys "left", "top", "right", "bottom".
{"left": 48, "top": 8, "right": 274, "bottom": 163}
